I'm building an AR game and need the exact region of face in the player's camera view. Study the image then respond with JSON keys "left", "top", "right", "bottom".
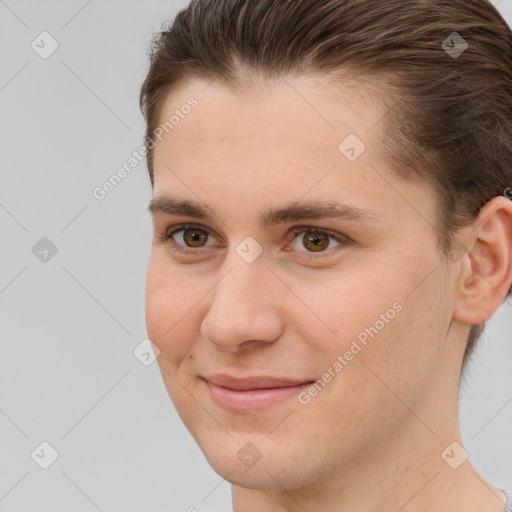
{"left": 145, "top": 75, "right": 459, "bottom": 492}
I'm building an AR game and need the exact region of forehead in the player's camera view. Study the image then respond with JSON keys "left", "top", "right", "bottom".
{"left": 150, "top": 76, "right": 435, "bottom": 229}
{"left": 155, "top": 75, "right": 382, "bottom": 155}
{"left": 153, "top": 77, "right": 380, "bottom": 188}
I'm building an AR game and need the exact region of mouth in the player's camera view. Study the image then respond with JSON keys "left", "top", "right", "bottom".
{"left": 203, "top": 376, "right": 316, "bottom": 413}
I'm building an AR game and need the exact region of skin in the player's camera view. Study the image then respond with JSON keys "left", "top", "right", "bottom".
{"left": 145, "top": 75, "right": 512, "bottom": 512}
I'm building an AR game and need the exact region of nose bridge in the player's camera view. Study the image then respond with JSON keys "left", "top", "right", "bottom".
{"left": 200, "top": 248, "right": 284, "bottom": 350}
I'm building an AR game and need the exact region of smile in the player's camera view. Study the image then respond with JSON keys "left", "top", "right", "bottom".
{"left": 204, "top": 379, "right": 314, "bottom": 413}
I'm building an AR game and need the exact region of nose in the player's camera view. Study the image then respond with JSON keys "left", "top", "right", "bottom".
{"left": 200, "top": 252, "right": 285, "bottom": 352}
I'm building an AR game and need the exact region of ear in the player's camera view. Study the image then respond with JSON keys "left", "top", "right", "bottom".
{"left": 452, "top": 195, "right": 512, "bottom": 325}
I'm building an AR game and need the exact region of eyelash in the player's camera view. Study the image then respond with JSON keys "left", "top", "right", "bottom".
{"left": 157, "top": 222, "right": 352, "bottom": 259}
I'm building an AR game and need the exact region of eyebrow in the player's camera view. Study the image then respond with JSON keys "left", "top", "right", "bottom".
{"left": 147, "top": 195, "right": 383, "bottom": 228}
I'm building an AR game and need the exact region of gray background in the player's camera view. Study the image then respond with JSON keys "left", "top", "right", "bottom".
{"left": 0, "top": 1, "right": 511, "bottom": 511}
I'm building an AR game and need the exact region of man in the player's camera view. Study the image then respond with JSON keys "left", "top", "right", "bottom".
{"left": 140, "top": 1, "right": 512, "bottom": 510}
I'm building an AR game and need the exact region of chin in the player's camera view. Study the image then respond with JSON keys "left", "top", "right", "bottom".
{"left": 198, "top": 435, "right": 311, "bottom": 492}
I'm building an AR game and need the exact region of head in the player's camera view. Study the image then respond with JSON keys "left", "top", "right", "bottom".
{"left": 140, "top": 0, "right": 512, "bottom": 502}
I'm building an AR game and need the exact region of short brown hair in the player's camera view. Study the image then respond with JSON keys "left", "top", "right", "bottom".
{"left": 139, "top": 0, "right": 512, "bottom": 373}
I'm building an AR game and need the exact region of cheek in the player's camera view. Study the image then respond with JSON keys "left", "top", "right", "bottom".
{"left": 290, "top": 268, "right": 388, "bottom": 349}
{"left": 293, "top": 264, "right": 427, "bottom": 383}
{"left": 145, "top": 261, "right": 199, "bottom": 362}
{"left": 337, "top": 269, "right": 449, "bottom": 407}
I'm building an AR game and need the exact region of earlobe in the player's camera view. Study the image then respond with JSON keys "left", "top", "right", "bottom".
{"left": 452, "top": 195, "right": 512, "bottom": 325}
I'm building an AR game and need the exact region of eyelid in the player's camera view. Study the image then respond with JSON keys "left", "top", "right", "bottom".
{"left": 287, "top": 225, "right": 352, "bottom": 245}
{"left": 165, "top": 222, "right": 219, "bottom": 238}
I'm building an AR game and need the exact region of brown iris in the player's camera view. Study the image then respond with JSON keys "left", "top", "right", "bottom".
{"left": 302, "top": 231, "right": 329, "bottom": 252}
{"left": 183, "top": 228, "right": 208, "bottom": 247}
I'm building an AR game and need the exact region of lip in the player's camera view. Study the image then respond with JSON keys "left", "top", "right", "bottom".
{"left": 203, "top": 374, "right": 315, "bottom": 413}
